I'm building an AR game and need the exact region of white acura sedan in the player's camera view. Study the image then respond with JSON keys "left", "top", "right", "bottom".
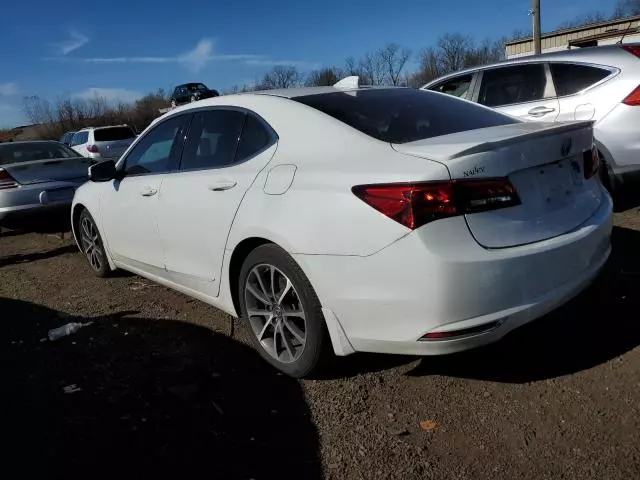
{"left": 71, "top": 78, "right": 613, "bottom": 377}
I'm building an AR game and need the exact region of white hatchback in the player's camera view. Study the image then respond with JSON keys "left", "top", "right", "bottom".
{"left": 70, "top": 125, "right": 137, "bottom": 161}
{"left": 71, "top": 80, "right": 613, "bottom": 377}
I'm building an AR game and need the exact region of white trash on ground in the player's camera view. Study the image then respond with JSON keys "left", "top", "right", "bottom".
{"left": 47, "top": 322, "right": 92, "bottom": 341}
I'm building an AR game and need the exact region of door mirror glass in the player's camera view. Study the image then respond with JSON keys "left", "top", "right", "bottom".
{"left": 88, "top": 160, "right": 118, "bottom": 182}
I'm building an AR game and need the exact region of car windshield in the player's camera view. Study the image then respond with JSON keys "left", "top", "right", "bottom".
{"left": 0, "top": 142, "right": 80, "bottom": 166}
{"left": 94, "top": 127, "right": 136, "bottom": 142}
{"left": 292, "top": 88, "right": 519, "bottom": 144}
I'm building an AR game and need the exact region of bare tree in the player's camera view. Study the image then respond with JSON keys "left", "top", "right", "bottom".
{"left": 360, "top": 52, "right": 386, "bottom": 85}
{"left": 437, "top": 33, "right": 473, "bottom": 73}
{"left": 556, "top": 11, "right": 607, "bottom": 29}
{"left": 378, "top": 43, "right": 412, "bottom": 86}
{"left": 465, "top": 38, "right": 505, "bottom": 67}
{"left": 259, "top": 65, "right": 302, "bottom": 89}
{"left": 305, "top": 67, "right": 344, "bottom": 86}
{"left": 408, "top": 47, "right": 442, "bottom": 86}
{"left": 613, "top": 0, "right": 640, "bottom": 18}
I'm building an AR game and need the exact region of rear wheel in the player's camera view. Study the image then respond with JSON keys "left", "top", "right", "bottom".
{"left": 170, "top": 99, "right": 177, "bottom": 108}
{"left": 238, "top": 244, "right": 332, "bottom": 378}
{"left": 78, "top": 210, "right": 110, "bottom": 278}
{"left": 190, "top": 95, "right": 197, "bottom": 103}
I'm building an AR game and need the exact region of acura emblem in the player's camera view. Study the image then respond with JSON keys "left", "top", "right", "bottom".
{"left": 560, "top": 137, "right": 572, "bottom": 157}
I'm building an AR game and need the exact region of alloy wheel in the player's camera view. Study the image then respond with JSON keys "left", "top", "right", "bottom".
{"left": 80, "top": 216, "right": 104, "bottom": 272}
{"left": 244, "top": 264, "right": 307, "bottom": 363}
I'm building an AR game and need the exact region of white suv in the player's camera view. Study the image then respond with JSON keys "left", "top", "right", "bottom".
{"left": 422, "top": 44, "right": 640, "bottom": 192}
{"left": 70, "top": 125, "right": 137, "bottom": 161}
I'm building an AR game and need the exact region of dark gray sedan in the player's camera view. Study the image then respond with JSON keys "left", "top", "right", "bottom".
{"left": 0, "top": 141, "right": 91, "bottom": 229}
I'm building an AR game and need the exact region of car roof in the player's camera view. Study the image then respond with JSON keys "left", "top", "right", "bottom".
{"left": 76, "top": 125, "right": 131, "bottom": 132}
{"left": 0, "top": 140, "right": 63, "bottom": 147}
{"left": 424, "top": 43, "right": 638, "bottom": 85}
{"left": 248, "top": 85, "right": 405, "bottom": 99}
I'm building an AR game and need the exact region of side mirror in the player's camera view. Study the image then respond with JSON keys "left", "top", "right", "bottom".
{"left": 88, "top": 160, "right": 118, "bottom": 182}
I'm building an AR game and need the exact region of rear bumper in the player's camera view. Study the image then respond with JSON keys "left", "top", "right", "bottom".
{"left": 0, "top": 181, "right": 82, "bottom": 223}
{"left": 294, "top": 190, "right": 613, "bottom": 356}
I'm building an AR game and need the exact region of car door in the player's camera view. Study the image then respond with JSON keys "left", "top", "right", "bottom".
{"left": 548, "top": 62, "right": 616, "bottom": 122}
{"left": 157, "top": 108, "right": 278, "bottom": 297}
{"left": 475, "top": 63, "right": 560, "bottom": 122}
{"left": 99, "top": 114, "right": 190, "bottom": 272}
{"left": 70, "top": 131, "right": 89, "bottom": 156}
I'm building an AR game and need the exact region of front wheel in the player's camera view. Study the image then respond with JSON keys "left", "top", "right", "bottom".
{"left": 238, "top": 244, "right": 332, "bottom": 378}
{"left": 78, "top": 210, "right": 110, "bottom": 278}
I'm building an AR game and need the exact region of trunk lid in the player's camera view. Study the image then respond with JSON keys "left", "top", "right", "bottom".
{"left": 3, "top": 157, "right": 92, "bottom": 185}
{"left": 393, "top": 121, "right": 604, "bottom": 248}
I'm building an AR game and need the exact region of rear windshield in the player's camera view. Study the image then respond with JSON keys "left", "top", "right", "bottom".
{"left": 94, "top": 127, "right": 136, "bottom": 142}
{"left": 292, "top": 88, "right": 518, "bottom": 144}
{"left": 0, "top": 142, "right": 80, "bottom": 166}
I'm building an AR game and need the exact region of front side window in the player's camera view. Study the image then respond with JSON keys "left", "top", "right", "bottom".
{"left": 123, "top": 115, "right": 186, "bottom": 175}
{"left": 180, "top": 110, "right": 245, "bottom": 170}
{"left": 478, "top": 64, "right": 550, "bottom": 107}
{"left": 293, "top": 88, "right": 518, "bottom": 144}
{"left": 550, "top": 63, "right": 611, "bottom": 96}
{"left": 429, "top": 74, "right": 473, "bottom": 99}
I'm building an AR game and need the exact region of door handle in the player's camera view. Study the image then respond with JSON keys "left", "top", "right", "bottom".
{"left": 140, "top": 187, "right": 158, "bottom": 197}
{"left": 528, "top": 106, "right": 556, "bottom": 117}
{"left": 208, "top": 181, "right": 237, "bottom": 191}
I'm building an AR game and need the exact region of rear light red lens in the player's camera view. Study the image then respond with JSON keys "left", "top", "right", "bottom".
{"left": 622, "top": 85, "right": 640, "bottom": 106}
{"left": 0, "top": 168, "right": 19, "bottom": 190}
{"left": 583, "top": 146, "right": 600, "bottom": 179}
{"left": 87, "top": 144, "right": 99, "bottom": 153}
{"left": 352, "top": 178, "right": 520, "bottom": 230}
{"left": 623, "top": 45, "right": 640, "bottom": 59}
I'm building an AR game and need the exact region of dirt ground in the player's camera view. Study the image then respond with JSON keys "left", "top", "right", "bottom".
{"left": 1, "top": 206, "right": 639, "bottom": 480}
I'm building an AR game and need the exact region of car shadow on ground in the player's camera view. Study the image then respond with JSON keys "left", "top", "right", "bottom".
{"left": 0, "top": 298, "right": 321, "bottom": 480}
{"left": 406, "top": 226, "right": 640, "bottom": 383}
{"left": 0, "top": 244, "right": 78, "bottom": 268}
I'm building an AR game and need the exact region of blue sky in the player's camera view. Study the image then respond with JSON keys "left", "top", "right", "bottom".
{"left": 0, "top": 0, "right": 618, "bottom": 127}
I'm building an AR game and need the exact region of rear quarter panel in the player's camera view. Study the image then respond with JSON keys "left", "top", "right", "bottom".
{"left": 223, "top": 95, "right": 451, "bottom": 257}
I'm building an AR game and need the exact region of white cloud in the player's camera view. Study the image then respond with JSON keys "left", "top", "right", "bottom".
{"left": 0, "top": 82, "right": 18, "bottom": 96}
{"left": 48, "top": 38, "right": 309, "bottom": 72}
{"left": 52, "top": 31, "right": 89, "bottom": 55}
{"left": 72, "top": 88, "right": 142, "bottom": 104}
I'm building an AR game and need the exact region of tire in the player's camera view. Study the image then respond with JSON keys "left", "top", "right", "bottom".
{"left": 78, "top": 210, "right": 110, "bottom": 278}
{"left": 238, "top": 244, "right": 332, "bottom": 378}
{"left": 170, "top": 99, "right": 177, "bottom": 108}
{"left": 190, "top": 95, "right": 197, "bottom": 103}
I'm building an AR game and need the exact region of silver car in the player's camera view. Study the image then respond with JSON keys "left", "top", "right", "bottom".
{"left": 422, "top": 44, "right": 640, "bottom": 192}
{"left": 0, "top": 141, "right": 91, "bottom": 229}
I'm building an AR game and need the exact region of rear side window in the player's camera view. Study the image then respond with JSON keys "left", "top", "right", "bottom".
{"left": 180, "top": 110, "right": 246, "bottom": 170}
{"left": 94, "top": 127, "right": 135, "bottom": 142}
{"left": 428, "top": 74, "right": 473, "bottom": 99}
{"left": 292, "top": 89, "right": 517, "bottom": 144}
{"left": 478, "top": 64, "right": 550, "bottom": 107}
{"left": 236, "top": 114, "right": 274, "bottom": 162}
{"left": 550, "top": 63, "right": 611, "bottom": 96}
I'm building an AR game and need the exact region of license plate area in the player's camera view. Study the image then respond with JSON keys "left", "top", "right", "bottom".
{"left": 510, "top": 157, "right": 584, "bottom": 212}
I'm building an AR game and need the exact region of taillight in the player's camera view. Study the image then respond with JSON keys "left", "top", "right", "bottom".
{"left": 87, "top": 144, "right": 99, "bottom": 153}
{"left": 352, "top": 178, "right": 520, "bottom": 230}
{"left": 623, "top": 45, "right": 640, "bottom": 59}
{"left": 622, "top": 85, "right": 640, "bottom": 106}
{"left": 0, "top": 168, "right": 19, "bottom": 190}
{"left": 583, "top": 146, "right": 600, "bottom": 179}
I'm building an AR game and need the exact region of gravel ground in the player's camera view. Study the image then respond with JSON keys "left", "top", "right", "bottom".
{"left": 1, "top": 206, "right": 639, "bottom": 480}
